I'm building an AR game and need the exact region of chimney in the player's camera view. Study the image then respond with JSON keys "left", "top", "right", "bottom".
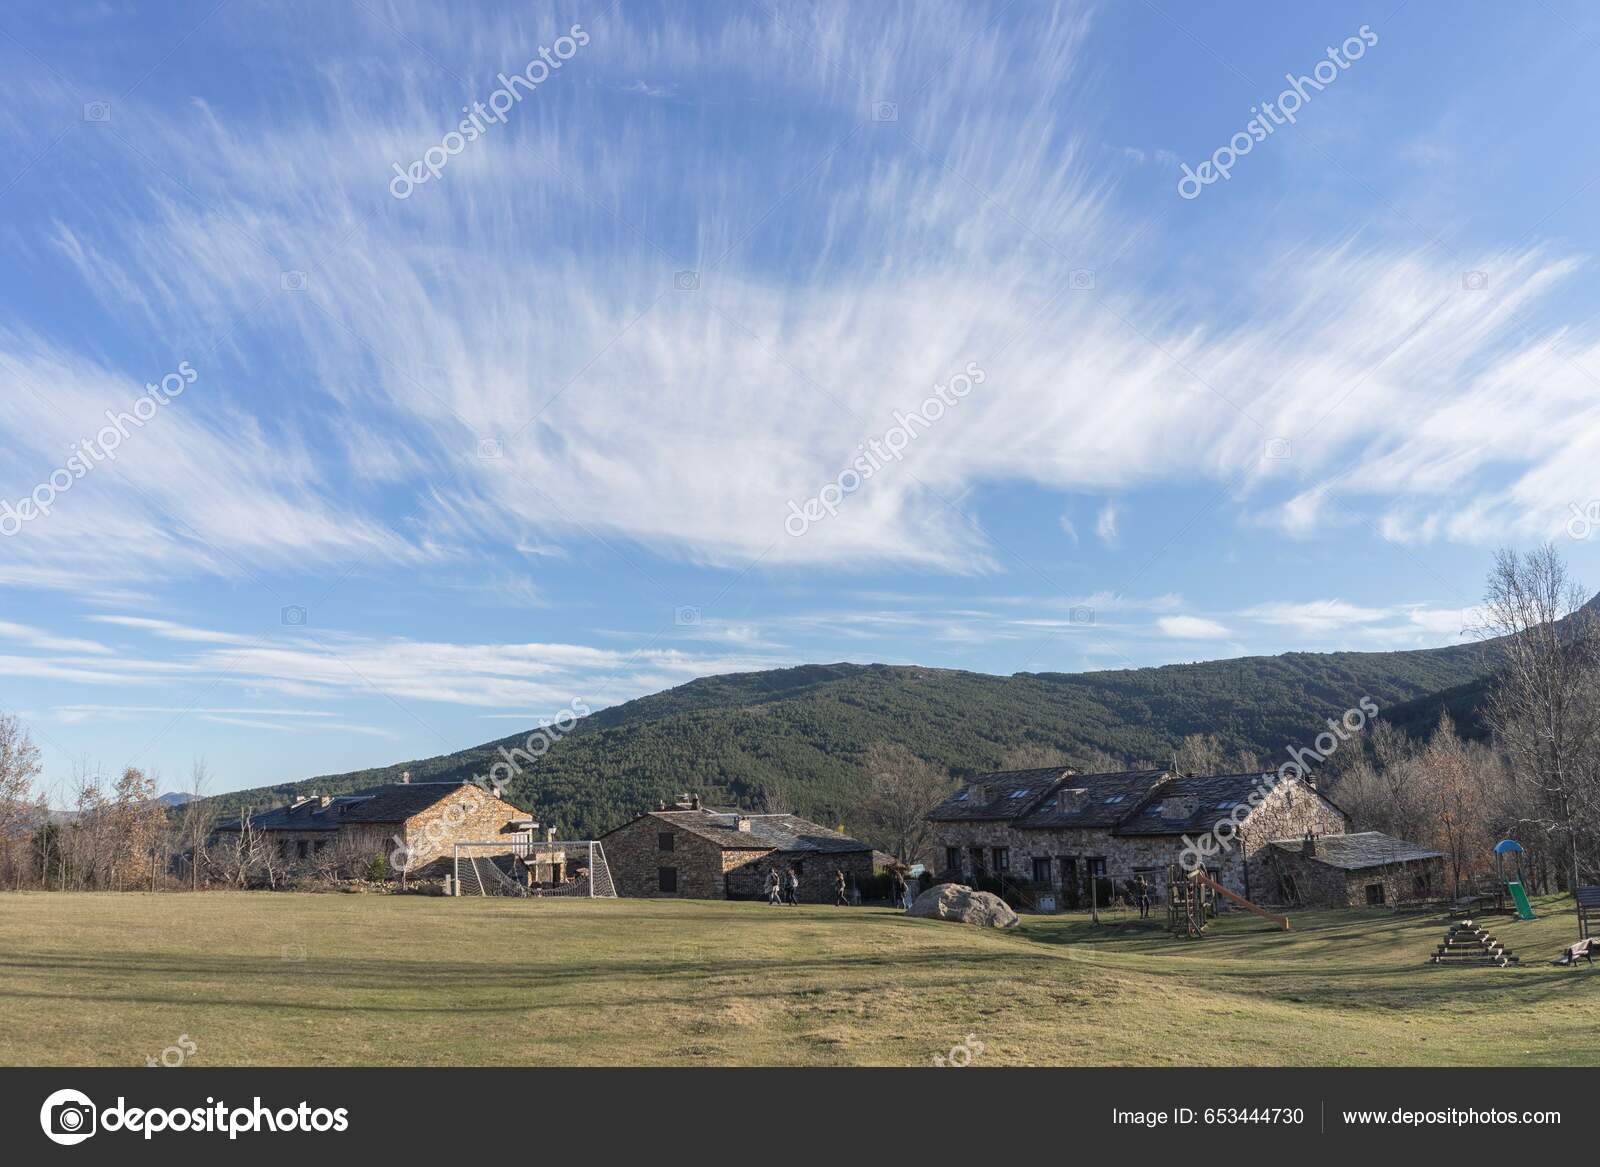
{"left": 690, "top": 792, "right": 702, "bottom": 810}
{"left": 735, "top": 817, "right": 752, "bottom": 832}
{"left": 400, "top": 772, "right": 411, "bottom": 784}
{"left": 545, "top": 827, "right": 556, "bottom": 843}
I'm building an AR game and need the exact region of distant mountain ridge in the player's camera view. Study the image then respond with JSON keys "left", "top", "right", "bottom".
{"left": 204, "top": 637, "right": 1501, "bottom": 838}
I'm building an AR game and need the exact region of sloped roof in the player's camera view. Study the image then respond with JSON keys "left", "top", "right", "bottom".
{"left": 1019, "top": 769, "right": 1172, "bottom": 829}
{"left": 216, "top": 781, "right": 508, "bottom": 831}
{"left": 1112, "top": 772, "right": 1279, "bottom": 836}
{"left": 1268, "top": 831, "right": 1444, "bottom": 870}
{"left": 926, "top": 767, "right": 1075, "bottom": 822}
{"left": 620, "top": 809, "right": 871, "bottom": 855}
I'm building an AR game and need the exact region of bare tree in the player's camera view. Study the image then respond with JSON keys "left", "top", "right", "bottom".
{"left": 0, "top": 713, "right": 42, "bottom": 888}
{"left": 851, "top": 742, "right": 957, "bottom": 864}
{"left": 1174, "top": 732, "right": 1226, "bottom": 775}
{"left": 179, "top": 759, "right": 218, "bottom": 891}
{"left": 1479, "top": 545, "right": 1600, "bottom": 892}
{"left": 1000, "top": 743, "right": 1073, "bottom": 770}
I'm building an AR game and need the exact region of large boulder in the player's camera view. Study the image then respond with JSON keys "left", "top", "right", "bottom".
{"left": 907, "top": 883, "right": 1018, "bottom": 929}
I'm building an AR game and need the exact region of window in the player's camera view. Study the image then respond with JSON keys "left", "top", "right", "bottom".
{"left": 279, "top": 840, "right": 290, "bottom": 859}
{"left": 1007, "top": 788, "right": 1029, "bottom": 799}
{"left": 1032, "top": 856, "right": 1053, "bottom": 884}
{"left": 1215, "top": 800, "right": 1237, "bottom": 811}
{"left": 1088, "top": 856, "right": 1107, "bottom": 876}
{"left": 313, "top": 839, "right": 326, "bottom": 853}
{"left": 1365, "top": 883, "right": 1385, "bottom": 906}
{"left": 1146, "top": 804, "right": 1164, "bottom": 815}
{"left": 1414, "top": 874, "right": 1429, "bottom": 898}
{"left": 296, "top": 840, "right": 309, "bottom": 859}
{"left": 992, "top": 847, "right": 1009, "bottom": 871}
{"left": 1103, "top": 794, "right": 1126, "bottom": 804}
{"left": 658, "top": 867, "right": 678, "bottom": 893}
{"left": 969, "top": 846, "right": 986, "bottom": 874}
{"left": 792, "top": 861, "right": 804, "bottom": 878}
{"left": 657, "top": 831, "right": 675, "bottom": 852}
{"left": 951, "top": 789, "right": 970, "bottom": 802}
{"left": 946, "top": 847, "right": 961, "bottom": 873}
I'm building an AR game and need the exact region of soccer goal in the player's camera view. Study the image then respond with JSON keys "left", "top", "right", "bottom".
{"left": 452, "top": 839, "right": 616, "bottom": 899}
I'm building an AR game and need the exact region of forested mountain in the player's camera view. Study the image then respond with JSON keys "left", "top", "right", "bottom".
{"left": 205, "top": 638, "right": 1499, "bottom": 838}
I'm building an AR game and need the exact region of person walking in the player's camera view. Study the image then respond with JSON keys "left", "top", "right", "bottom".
{"left": 1135, "top": 874, "right": 1152, "bottom": 919}
{"left": 891, "top": 869, "right": 907, "bottom": 911}
{"left": 767, "top": 867, "right": 782, "bottom": 905}
{"left": 786, "top": 866, "right": 800, "bottom": 905}
{"left": 834, "top": 869, "right": 848, "bottom": 907}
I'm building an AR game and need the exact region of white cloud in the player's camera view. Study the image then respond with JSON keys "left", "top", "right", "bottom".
{"left": 0, "top": 2, "right": 1593, "bottom": 592}
{"left": 0, "top": 621, "right": 112, "bottom": 655}
{"left": 1157, "top": 615, "right": 1231, "bottom": 639}
{"left": 1095, "top": 502, "right": 1119, "bottom": 545}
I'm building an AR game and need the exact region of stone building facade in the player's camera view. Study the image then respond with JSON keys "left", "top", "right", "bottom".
{"left": 1265, "top": 831, "right": 1446, "bottom": 907}
{"left": 927, "top": 766, "right": 1350, "bottom": 906}
{"left": 213, "top": 779, "right": 534, "bottom": 878}
{"left": 600, "top": 799, "right": 875, "bottom": 903}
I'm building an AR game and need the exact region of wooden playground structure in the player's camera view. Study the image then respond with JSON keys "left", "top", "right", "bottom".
{"left": 1166, "top": 864, "right": 1291, "bottom": 938}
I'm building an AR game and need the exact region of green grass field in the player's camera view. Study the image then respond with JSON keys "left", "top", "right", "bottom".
{"left": 2, "top": 891, "right": 1597, "bottom": 1066}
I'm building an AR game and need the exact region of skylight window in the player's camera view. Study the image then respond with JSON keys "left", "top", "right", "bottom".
{"left": 1007, "top": 789, "right": 1029, "bottom": 799}
{"left": 951, "top": 790, "right": 970, "bottom": 801}
{"left": 1104, "top": 794, "right": 1126, "bottom": 804}
{"left": 1215, "top": 800, "right": 1238, "bottom": 811}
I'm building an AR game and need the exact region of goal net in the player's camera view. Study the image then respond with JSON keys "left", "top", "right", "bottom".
{"left": 452, "top": 840, "right": 616, "bottom": 899}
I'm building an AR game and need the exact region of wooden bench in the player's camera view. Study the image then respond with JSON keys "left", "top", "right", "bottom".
{"left": 1576, "top": 886, "right": 1600, "bottom": 939}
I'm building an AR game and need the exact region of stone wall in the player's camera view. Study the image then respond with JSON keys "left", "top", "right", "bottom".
{"left": 602, "top": 814, "right": 761, "bottom": 899}
{"left": 725, "top": 849, "right": 874, "bottom": 902}
{"left": 398, "top": 786, "right": 531, "bottom": 877}
{"left": 929, "top": 777, "right": 1349, "bottom": 906}
{"left": 1268, "top": 844, "right": 1446, "bottom": 907}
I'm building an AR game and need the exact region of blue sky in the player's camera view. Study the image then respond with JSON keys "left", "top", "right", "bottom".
{"left": 2, "top": 0, "right": 1599, "bottom": 798}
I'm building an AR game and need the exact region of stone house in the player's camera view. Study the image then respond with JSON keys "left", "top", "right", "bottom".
{"left": 1264, "top": 830, "right": 1446, "bottom": 907}
{"left": 213, "top": 779, "right": 534, "bottom": 877}
{"left": 927, "top": 766, "right": 1350, "bottom": 906}
{"left": 600, "top": 797, "right": 875, "bottom": 902}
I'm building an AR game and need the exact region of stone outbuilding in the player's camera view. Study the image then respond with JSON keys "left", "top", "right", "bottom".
{"left": 1264, "top": 830, "right": 1446, "bottom": 907}
{"left": 599, "top": 797, "right": 876, "bottom": 902}
{"left": 212, "top": 778, "right": 534, "bottom": 877}
{"left": 927, "top": 766, "right": 1349, "bottom": 906}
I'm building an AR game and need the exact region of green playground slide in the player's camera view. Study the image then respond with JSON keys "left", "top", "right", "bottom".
{"left": 1507, "top": 879, "right": 1536, "bottom": 920}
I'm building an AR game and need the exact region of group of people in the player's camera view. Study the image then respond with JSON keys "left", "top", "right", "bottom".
{"left": 766, "top": 866, "right": 803, "bottom": 905}
{"left": 764, "top": 866, "right": 917, "bottom": 910}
